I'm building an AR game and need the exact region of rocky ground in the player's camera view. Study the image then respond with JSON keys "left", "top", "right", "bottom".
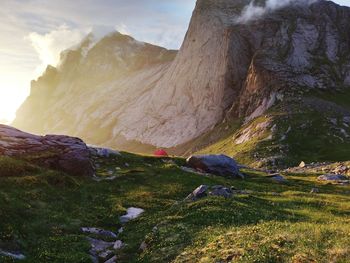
{"left": 0, "top": 127, "right": 349, "bottom": 262}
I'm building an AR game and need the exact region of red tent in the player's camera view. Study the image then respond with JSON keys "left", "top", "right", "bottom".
{"left": 154, "top": 149, "right": 168, "bottom": 157}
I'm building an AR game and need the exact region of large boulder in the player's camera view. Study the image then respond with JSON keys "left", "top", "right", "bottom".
{"left": 0, "top": 124, "right": 94, "bottom": 176}
{"left": 186, "top": 154, "right": 242, "bottom": 178}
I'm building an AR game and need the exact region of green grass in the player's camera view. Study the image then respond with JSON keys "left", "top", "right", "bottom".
{"left": 0, "top": 154, "right": 349, "bottom": 262}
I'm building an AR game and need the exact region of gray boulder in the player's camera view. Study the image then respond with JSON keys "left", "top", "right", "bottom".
{"left": 0, "top": 124, "right": 94, "bottom": 177}
{"left": 186, "top": 155, "right": 242, "bottom": 178}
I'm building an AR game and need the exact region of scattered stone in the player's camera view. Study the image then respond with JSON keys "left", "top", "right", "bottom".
{"left": 113, "top": 240, "right": 124, "bottom": 250}
{"left": 310, "top": 188, "right": 320, "bottom": 193}
{"left": 125, "top": 163, "right": 130, "bottom": 167}
{"left": 81, "top": 227, "right": 117, "bottom": 239}
{"left": 104, "top": 255, "right": 117, "bottom": 263}
{"left": 186, "top": 155, "right": 242, "bottom": 178}
{"left": 139, "top": 241, "right": 148, "bottom": 251}
{"left": 185, "top": 185, "right": 208, "bottom": 201}
{"left": 118, "top": 227, "right": 124, "bottom": 234}
{"left": 0, "top": 124, "right": 94, "bottom": 177}
{"left": 0, "top": 249, "right": 25, "bottom": 260}
{"left": 299, "top": 161, "right": 306, "bottom": 168}
{"left": 119, "top": 207, "right": 145, "bottom": 223}
{"left": 186, "top": 185, "right": 239, "bottom": 200}
{"left": 209, "top": 185, "right": 233, "bottom": 198}
{"left": 90, "top": 146, "right": 121, "bottom": 158}
{"left": 268, "top": 174, "right": 287, "bottom": 183}
{"left": 87, "top": 238, "right": 114, "bottom": 254}
{"left": 98, "top": 250, "right": 114, "bottom": 261}
{"left": 92, "top": 175, "right": 117, "bottom": 182}
{"left": 317, "top": 174, "right": 348, "bottom": 181}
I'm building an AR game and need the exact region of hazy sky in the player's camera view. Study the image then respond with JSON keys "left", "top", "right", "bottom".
{"left": 0, "top": 0, "right": 349, "bottom": 123}
{"left": 0, "top": 0, "right": 196, "bottom": 122}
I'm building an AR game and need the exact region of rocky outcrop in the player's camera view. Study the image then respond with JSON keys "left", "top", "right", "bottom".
{"left": 13, "top": 0, "right": 350, "bottom": 154}
{"left": 0, "top": 124, "right": 94, "bottom": 177}
{"left": 186, "top": 154, "right": 242, "bottom": 178}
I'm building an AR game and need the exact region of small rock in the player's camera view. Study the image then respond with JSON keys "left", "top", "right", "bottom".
{"left": 209, "top": 185, "right": 233, "bottom": 198}
{"left": 139, "top": 241, "right": 148, "bottom": 251}
{"left": 317, "top": 174, "right": 348, "bottom": 181}
{"left": 113, "top": 240, "right": 124, "bottom": 250}
{"left": 125, "top": 163, "right": 130, "bottom": 167}
{"left": 99, "top": 250, "right": 114, "bottom": 261}
{"left": 268, "top": 174, "right": 287, "bottom": 183}
{"left": 87, "top": 238, "right": 114, "bottom": 254}
{"left": 185, "top": 185, "right": 208, "bottom": 201}
{"left": 95, "top": 147, "right": 120, "bottom": 158}
{"left": 104, "top": 255, "right": 117, "bottom": 263}
{"left": 81, "top": 227, "right": 117, "bottom": 239}
{"left": 0, "top": 249, "right": 25, "bottom": 260}
{"left": 299, "top": 161, "right": 306, "bottom": 168}
{"left": 120, "top": 207, "right": 145, "bottom": 223}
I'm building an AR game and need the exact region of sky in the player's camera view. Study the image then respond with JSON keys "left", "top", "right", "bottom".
{"left": 0, "top": 0, "right": 349, "bottom": 124}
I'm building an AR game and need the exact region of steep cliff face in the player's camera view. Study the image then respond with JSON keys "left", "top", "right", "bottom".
{"left": 13, "top": 0, "right": 350, "bottom": 161}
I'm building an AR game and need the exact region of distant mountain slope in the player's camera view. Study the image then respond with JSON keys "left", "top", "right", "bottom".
{"left": 13, "top": 0, "right": 350, "bottom": 166}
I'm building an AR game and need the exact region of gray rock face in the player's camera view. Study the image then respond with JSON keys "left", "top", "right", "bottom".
{"left": 0, "top": 124, "right": 94, "bottom": 177}
{"left": 186, "top": 155, "right": 241, "bottom": 178}
{"left": 12, "top": 0, "right": 350, "bottom": 152}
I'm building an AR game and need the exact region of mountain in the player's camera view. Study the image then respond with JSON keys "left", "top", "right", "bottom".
{"left": 13, "top": 0, "right": 350, "bottom": 167}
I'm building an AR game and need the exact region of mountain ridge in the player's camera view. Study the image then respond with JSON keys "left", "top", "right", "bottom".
{"left": 13, "top": 0, "right": 350, "bottom": 167}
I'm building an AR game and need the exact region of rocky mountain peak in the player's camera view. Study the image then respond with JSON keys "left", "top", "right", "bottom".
{"left": 13, "top": 0, "right": 350, "bottom": 156}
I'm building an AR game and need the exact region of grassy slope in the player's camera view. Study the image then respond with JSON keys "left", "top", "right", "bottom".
{"left": 197, "top": 89, "right": 350, "bottom": 168}
{"left": 0, "top": 154, "right": 349, "bottom": 263}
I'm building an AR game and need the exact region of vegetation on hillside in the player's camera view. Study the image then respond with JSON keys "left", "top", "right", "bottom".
{"left": 0, "top": 153, "right": 349, "bottom": 262}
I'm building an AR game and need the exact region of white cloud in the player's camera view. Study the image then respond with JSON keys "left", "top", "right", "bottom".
{"left": 115, "top": 23, "right": 129, "bottom": 35}
{"left": 28, "top": 24, "right": 87, "bottom": 76}
{"left": 236, "top": 0, "right": 317, "bottom": 23}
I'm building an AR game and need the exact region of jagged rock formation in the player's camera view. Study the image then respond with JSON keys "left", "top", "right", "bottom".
{"left": 0, "top": 124, "right": 94, "bottom": 176}
{"left": 13, "top": 0, "right": 350, "bottom": 164}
